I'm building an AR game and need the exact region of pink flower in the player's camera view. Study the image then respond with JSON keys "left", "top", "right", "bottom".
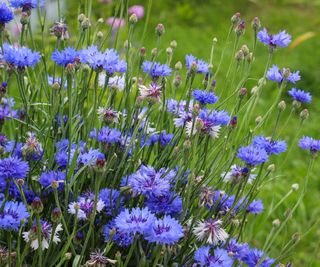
{"left": 106, "top": 17, "right": 125, "bottom": 29}
{"left": 128, "top": 5, "right": 144, "bottom": 19}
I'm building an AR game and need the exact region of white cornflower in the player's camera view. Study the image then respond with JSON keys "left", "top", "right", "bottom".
{"left": 193, "top": 219, "right": 229, "bottom": 245}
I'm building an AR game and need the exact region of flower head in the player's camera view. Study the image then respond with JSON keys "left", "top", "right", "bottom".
{"left": 139, "top": 82, "right": 162, "bottom": 103}
{"left": 142, "top": 61, "right": 172, "bottom": 78}
{"left": 3, "top": 43, "right": 40, "bottom": 68}
{"left": 0, "top": 201, "right": 29, "bottom": 231}
{"left": 237, "top": 145, "right": 269, "bottom": 166}
{"left": 92, "top": 126, "right": 122, "bottom": 144}
{"left": 145, "top": 192, "right": 182, "bottom": 216}
{"left": 194, "top": 247, "right": 233, "bottom": 267}
{"left": 0, "top": 156, "right": 29, "bottom": 181}
{"left": 242, "top": 248, "right": 275, "bottom": 267}
{"left": 22, "top": 221, "right": 62, "bottom": 250}
{"left": 0, "top": 3, "right": 14, "bottom": 26}
{"left": 299, "top": 136, "right": 320, "bottom": 154}
{"left": 145, "top": 215, "right": 184, "bottom": 244}
{"left": 193, "top": 219, "right": 229, "bottom": 245}
{"left": 193, "top": 89, "right": 218, "bottom": 105}
{"left": 226, "top": 238, "right": 249, "bottom": 261}
{"left": 252, "top": 135, "right": 287, "bottom": 155}
{"left": 266, "top": 65, "right": 300, "bottom": 84}
{"left": 51, "top": 47, "right": 79, "bottom": 67}
{"left": 39, "top": 170, "right": 65, "bottom": 190}
{"left": 288, "top": 88, "right": 312, "bottom": 103}
{"left": 247, "top": 199, "right": 264, "bottom": 214}
{"left": 257, "top": 28, "right": 291, "bottom": 49}
{"left": 99, "top": 188, "right": 123, "bottom": 215}
{"left": 114, "top": 207, "right": 156, "bottom": 234}
{"left": 221, "top": 165, "right": 256, "bottom": 184}
{"left": 186, "top": 54, "right": 209, "bottom": 74}
{"left": 128, "top": 5, "right": 144, "bottom": 19}
{"left": 10, "top": 0, "right": 44, "bottom": 11}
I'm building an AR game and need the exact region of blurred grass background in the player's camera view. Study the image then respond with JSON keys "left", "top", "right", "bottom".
{"left": 66, "top": 0, "right": 320, "bottom": 265}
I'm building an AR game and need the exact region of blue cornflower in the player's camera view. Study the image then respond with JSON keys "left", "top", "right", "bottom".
{"left": 103, "top": 220, "right": 134, "bottom": 247}
{"left": 79, "top": 45, "right": 105, "bottom": 70}
{"left": 128, "top": 165, "right": 171, "bottom": 197}
{"left": 144, "top": 215, "right": 184, "bottom": 244}
{"left": 0, "top": 156, "right": 29, "bottom": 181}
{"left": 0, "top": 180, "right": 35, "bottom": 203}
{"left": 102, "top": 49, "right": 127, "bottom": 74}
{"left": 93, "top": 126, "right": 122, "bottom": 144}
{"left": 77, "top": 148, "right": 105, "bottom": 166}
{"left": 142, "top": 61, "right": 172, "bottom": 78}
{"left": 0, "top": 3, "right": 14, "bottom": 25}
{"left": 3, "top": 43, "right": 40, "bottom": 68}
{"left": 257, "top": 28, "right": 291, "bottom": 49}
{"left": 145, "top": 192, "right": 182, "bottom": 215}
{"left": 39, "top": 170, "right": 65, "bottom": 190}
{"left": 0, "top": 98, "right": 18, "bottom": 122}
{"left": 0, "top": 201, "right": 29, "bottom": 231}
{"left": 144, "top": 131, "right": 174, "bottom": 147}
{"left": 193, "top": 89, "right": 218, "bottom": 105}
{"left": 266, "top": 65, "right": 300, "bottom": 84}
{"left": 242, "top": 248, "right": 275, "bottom": 267}
{"left": 226, "top": 238, "right": 249, "bottom": 261}
{"left": 167, "top": 99, "right": 194, "bottom": 114}
{"left": 52, "top": 47, "right": 79, "bottom": 67}
{"left": 288, "top": 88, "right": 312, "bottom": 103}
{"left": 252, "top": 135, "right": 287, "bottom": 155}
{"left": 247, "top": 199, "right": 264, "bottom": 214}
{"left": 237, "top": 145, "right": 269, "bottom": 166}
{"left": 194, "top": 247, "right": 233, "bottom": 267}
{"left": 186, "top": 54, "right": 209, "bottom": 74}
{"left": 99, "top": 188, "right": 123, "bottom": 215}
{"left": 114, "top": 207, "right": 156, "bottom": 234}
{"left": 299, "top": 136, "right": 320, "bottom": 153}
{"left": 10, "top": 0, "right": 44, "bottom": 10}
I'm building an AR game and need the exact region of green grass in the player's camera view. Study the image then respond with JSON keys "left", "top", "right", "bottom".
{"left": 71, "top": 0, "right": 320, "bottom": 265}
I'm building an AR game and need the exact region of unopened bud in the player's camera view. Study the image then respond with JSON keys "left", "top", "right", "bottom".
{"left": 255, "top": 116, "right": 262, "bottom": 125}
{"left": 155, "top": 23, "right": 165, "bottom": 36}
{"left": 166, "top": 47, "right": 173, "bottom": 55}
{"left": 17, "top": 179, "right": 25, "bottom": 186}
{"left": 97, "top": 31, "right": 104, "bottom": 39}
{"left": 20, "top": 12, "right": 30, "bottom": 25}
{"left": 251, "top": 17, "right": 261, "bottom": 32}
{"left": 65, "top": 252, "right": 72, "bottom": 260}
{"left": 81, "top": 18, "right": 91, "bottom": 30}
{"left": 31, "top": 197, "right": 43, "bottom": 214}
{"left": 173, "top": 75, "right": 181, "bottom": 87}
{"left": 241, "top": 45, "right": 250, "bottom": 56}
{"left": 193, "top": 104, "right": 201, "bottom": 116}
{"left": 151, "top": 48, "right": 158, "bottom": 58}
{"left": 51, "top": 207, "right": 62, "bottom": 223}
{"left": 267, "top": 164, "right": 275, "bottom": 172}
{"left": 272, "top": 219, "right": 281, "bottom": 227}
{"left": 291, "top": 183, "right": 299, "bottom": 191}
{"left": 239, "top": 87, "right": 247, "bottom": 97}
{"left": 183, "top": 140, "right": 192, "bottom": 150}
{"left": 52, "top": 82, "right": 61, "bottom": 90}
{"left": 97, "top": 18, "right": 104, "bottom": 24}
{"left": 247, "top": 52, "right": 254, "bottom": 63}
{"left": 231, "top": 219, "right": 240, "bottom": 227}
{"left": 78, "top": 13, "right": 86, "bottom": 23}
{"left": 129, "top": 13, "right": 138, "bottom": 24}
{"left": 292, "top": 100, "right": 301, "bottom": 110}
{"left": 140, "top": 47, "right": 146, "bottom": 58}
{"left": 175, "top": 61, "right": 182, "bottom": 71}
{"left": 251, "top": 86, "right": 259, "bottom": 95}
{"left": 300, "top": 108, "right": 309, "bottom": 120}
{"left": 235, "top": 21, "right": 245, "bottom": 37}
{"left": 170, "top": 40, "right": 177, "bottom": 49}
{"left": 278, "top": 100, "right": 286, "bottom": 111}
{"left": 235, "top": 50, "right": 244, "bottom": 61}
{"left": 231, "top": 12, "right": 241, "bottom": 26}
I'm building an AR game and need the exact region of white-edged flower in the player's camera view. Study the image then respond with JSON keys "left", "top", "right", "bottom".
{"left": 221, "top": 164, "right": 257, "bottom": 184}
{"left": 99, "top": 74, "right": 125, "bottom": 91}
{"left": 139, "top": 82, "right": 162, "bottom": 103}
{"left": 68, "top": 195, "right": 105, "bottom": 220}
{"left": 97, "top": 107, "right": 120, "bottom": 123}
{"left": 186, "top": 118, "right": 221, "bottom": 138}
{"left": 23, "top": 222, "right": 63, "bottom": 250}
{"left": 193, "top": 219, "right": 229, "bottom": 245}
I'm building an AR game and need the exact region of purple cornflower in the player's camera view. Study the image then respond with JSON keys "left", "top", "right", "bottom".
{"left": 194, "top": 247, "right": 233, "bottom": 267}
{"left": 0, "top": 156, "right": 29, "bottom": 181}
{"left": 0, "top": 3, "right": 14, "bottom": 26}
{"left": 99, "top": 188, "right": 123, "bottom": 215}
{"left": 185, "top": 54, "right": 209, "bottom": 74}
{"left": 257, "top": 28, "right": 291, "bottom": 49}
{"left": 266, "top": 65, "right": 300, "bottom": 84}
{"left": 114, "top": 207, "right": 156, "bottom": 234}
{"left": 10, "top": 0, "right": 44, "bottom": 11}
{"left": 93, "top": 126, "right": 122, "bottom": 144}
{"left": 252, "top": 135, "right": 287, "bottom": 155}
{"left": 68, "top": 194, "right": 105, "bottom": 220}
{"left": 145, "top": 192, "right": 182, "bottom": 215}
{"left": 299, "top": 136, "right": 320, "bottom": 154}
{"left": 226, "top": 238, "right": 249, "bottom": 261}
{"left": 2, "top": 43, "right": 40, "bottom": 68}
{"left": 128, "top": 165, "right": 171, "bottom": 197}
{"left": 193, "top": 89, "right": 218, "bottom": 105}
{"left": 142, "top": 61, "right": 172, "bottom": 78}
{"left": 193, "top": 219, "right": 229, "bottom": 245}
{"left": 103, "top": 220, "right": 134, "bottom": 247}
{"left": 247, "top": 199, "right": 264, "bottom": 214}
{"left": 0, "top": 201, "right": 29, "bottom": 231}
{"left": 242, "top": 248, "right": 275, "bottom": 267}
{"left": 144, "top": 215, "right": 184, "bottom": 244}
{"left": 22, "top": 132, "right": 44, "bottom": 161}
{"left": 237, "top": 145, "right": 269, "bottom": 166}
{"left": 39, "top": 170, "right": 65, "bottom": 190}
{"left": 51, "top": 47, "right": 79, "bottom": 67}
{"left": 288, "top": 88, "right": 312, "bottom": 103}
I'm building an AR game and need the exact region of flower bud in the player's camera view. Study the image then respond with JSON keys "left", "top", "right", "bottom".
{"left": 235, "top": 21, "right": 245, "bottom": 37}
{"left": 272, "top": 219, "right": 281, "bottom": 228}
{"left": 183, "top": 140, "right": 192, "bottom": 150}
{"left": 235, "top": 50, "right": 244, "bottom": 61}
{"left": 282, "top": 68, "right": 291, "bottom": 79}
{"left": 64, "top": 253, "right": 72, "bottom": 260}
{"left": 292, "top": 232, "right": 300, "bottom": 243}
{"left": 267, "top": 164, "right": 275, "bottom": 172}
{"left": 51, "top": 207, "right": 62, "bottom": 223}
{"left": 239, "top": 87, "right": 247, "bottom": 97}
{"left": 291, "top": 183, "right": 299, "bottom": 191}
{"left": 292, "top": 100, "right": 301, "bottom": 110}
{"left": 170, "top": 40, "right": 177, "bottom": 49}
{"left": 140, "top": 47, "right": 146, "bottom": 58}
{"left": 258, "top": 77, "right": 266, "bottom": 86}
{"left": 151, "top": 48, "right": 158, "bottom": 58}
{"left": 247, "top": 52, "right": 254, "bottom": 63}
{"left": 17, "top": 179, "right": 25, "bottom": 186}
{"left": 175, "top": 61, "right": 182, "bottom": 71}
{"left": 255, "top": 116, "right": 262, "bottom": 125}
{"left": 166, "top": 47, "right": 173, "bottom": 55}
{"left": 278, "top": 100, "right": 286, "bottom": 111}
{"left": 31, "top": 197, "right": 43, "bottom": 214}
{"left": 173, "top": 75, "right": 181, "bottom": 87}
{"left": 231, "top": 12, "right": 241, "bottom": 26}
{"left": 81, "top": 18, "right": 91, "bottom": 30}
{"left": 78, "top": 13, "right": 86, "bottom": 23}
{"left": 97, "top": 31, "right": 104, "bottom": 40}
{"left": 251, "top": 86, "right": 259, "bottom": 95}
{"left": 231, "top": 219, "right": 240, "bottom": 227}
{"left": 129, "top": 13, "right": 138, "bottom": 24}
{"left": 300, "top": 108, "right": 309, "bottom": 120}
{"left": 193, "top": 104, "right": 201, "bottom": 116}
{"left": 97, "top": 18, "right": 104, "bottom": 24}
{"left": 52, "top": 81, "right": 61, "bottom": 90}
{"left": 241, "top": 45, "right": 250, "bottom": 57}
{"left": 251, "top": 17, "right": 261, "bottom": 32}
{"left": 20, "top": 12, "right": 30, "bottom": 25}
{"left": 155, "top": 23, "right": 165, "bottom": 36}
{"left": 51, "top": 180, "right": 59, "bottom": 189}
